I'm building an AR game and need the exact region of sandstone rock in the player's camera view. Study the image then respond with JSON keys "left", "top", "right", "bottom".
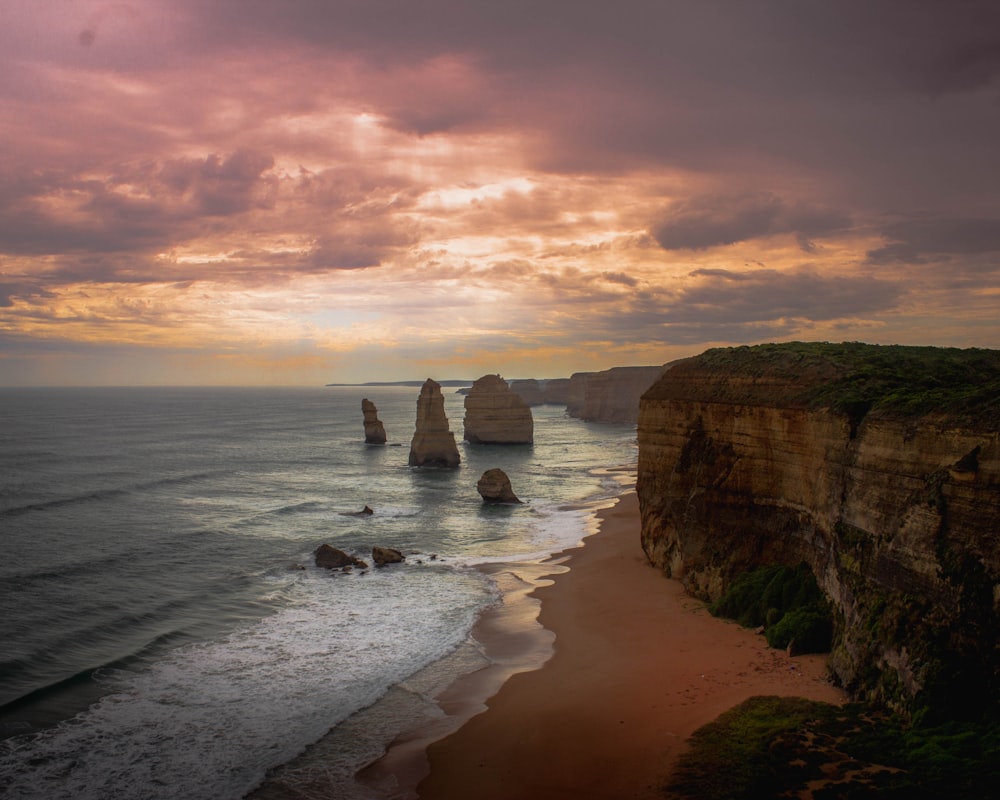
{"left": 314, "top": 544, "right": 368, "bottom": 570}
{"left": 362, "top": 398, "right": 387, "bottom": 444}
{"left": 372, "top": 546, "right": 405, "bottom": 567}
{"left": 408, "top": 379, "right": 461, "bottom": 467}
{"left": 477, "top": 468, "right": 522, "bottom": 504}
{"left": 463, "top": 374, "right": 533, "bottom": 444}
{"left": 542, "top": 378, "right": 571, "bottom": 405}
{"left": 637, "top": 343, "right": 1000, "bottom": 715}
{"left": 509, "top": 379, "right": 544, "bottom": 406}
{"left": 567, "top": 365, "right": 666, "bottom": 423}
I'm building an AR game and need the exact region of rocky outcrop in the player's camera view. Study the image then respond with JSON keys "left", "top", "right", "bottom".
{"left": 477, "top": 468, "right": 522, "bottom": 504}
{"left": 372, "top": 546, "right": 405, "bottom": 567}
{"left": 463, "top": 374, "right": 533, "bottom": 444}
{"left": 509, "top": 379, "right": 544, "bottom": 406}
{"left": 637, "top": 343, "right": 1000, "bottom": 716}
{"left": 542, "top": 378, "right": 571, "bottom": 405}
{"left": 314, "top": 544, "right": 368, "bottom": 570}
{"left": 408, "top": 379, "right": 461, "bottom": 467}
{"left": 566, "top": 365, "right": 666, "bottom": 423}
{"left": 362, "top": 398, "right": 387, "bottom": 444}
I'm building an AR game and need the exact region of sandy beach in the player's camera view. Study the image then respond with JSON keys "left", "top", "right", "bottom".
{"left": 368, "top": 489, "right": 846, "bottom": 800}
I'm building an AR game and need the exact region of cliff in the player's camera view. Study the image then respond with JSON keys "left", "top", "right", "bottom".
{"left": 463, "top": 374, "right": 534, "bottom": 444}
{"left": 542, "top": 378, "right": 570, "bottom": 405}
{"left": 508, "top": 379, "right": 545, "bottom": 406}
{"left": 408, "top": 378, "right": 461, "bottom": 467}
{"left": 566, "top": 365, "right": 666, "bottom": 423}
{"left": 637, "top": 343, "right": 1000, "bottom": 717}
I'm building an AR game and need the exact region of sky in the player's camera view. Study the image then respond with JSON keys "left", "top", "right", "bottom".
{"left": 1, "top": 0, "right": 999, "bottom": 386}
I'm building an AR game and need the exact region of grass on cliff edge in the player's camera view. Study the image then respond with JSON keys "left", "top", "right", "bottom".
{"left": 679, "top": 341, "right": 1000, "bottom": 426}
{"left": 664, "top": 696, "right": 1000, "bottom": 799}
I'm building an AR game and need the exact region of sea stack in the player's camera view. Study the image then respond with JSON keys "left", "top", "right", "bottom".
{"left": 362, "top": 398, "right": 387, "bottom": 444}
{"left": 463, "top": 374, "right": 534, "bottom": 444}
{"left": 408, "top": 379, "right": 461, "bottom": 467}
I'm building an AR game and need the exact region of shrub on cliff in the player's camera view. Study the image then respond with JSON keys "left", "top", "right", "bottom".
{"left": 710, "top": 563, "right": 832, "bottom": 654}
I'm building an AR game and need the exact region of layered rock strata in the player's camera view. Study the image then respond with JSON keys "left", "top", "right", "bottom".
{"left": 542, "top": 378, "right": 571, "bottom": 405}
{"left": 408, "top": 379, "right": 461, "bottom": 467}
{"left": 463, "top": 374, "right": 533, "bottom": 444}
{"left": 566, "top": 365, "right": 666, "bottom": 423}
{"left": 361, "top": 398, "right": 387, "bottom": 444}
{"left": 637, "top": 343, "right": 1000, "bottom": 715}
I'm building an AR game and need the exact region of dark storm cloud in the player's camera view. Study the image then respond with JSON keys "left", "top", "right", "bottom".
{"left": 0, "top": 152, "right": 276, "bottom": 258}
{"left": 652, "top": 194, "right": 852, "bottom": 251}
{"left": 868, "top": 218, "right": 1000, "bottom": 266}
{"left": 673, "top": 268, "right": 902, "bottom": 324}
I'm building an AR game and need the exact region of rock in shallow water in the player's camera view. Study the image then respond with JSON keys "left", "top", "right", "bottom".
{"left": 477, "top": 468, "right": 522, "bottom": 504}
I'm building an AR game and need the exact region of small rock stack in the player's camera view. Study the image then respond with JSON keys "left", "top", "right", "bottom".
{"left": 361, "top": 398, "right": 387, "bottom": 444}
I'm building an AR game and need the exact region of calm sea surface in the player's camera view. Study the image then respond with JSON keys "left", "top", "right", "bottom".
{"left": 0, "top": 386, "right": 636, "bottom": 799}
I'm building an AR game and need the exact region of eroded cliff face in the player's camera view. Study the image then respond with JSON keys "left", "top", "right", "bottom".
{"left": 566, "top": 365, "right": 666, "bottom": 423}
{"left": 638, "top": 352, "right": 1000, "bottom": 715}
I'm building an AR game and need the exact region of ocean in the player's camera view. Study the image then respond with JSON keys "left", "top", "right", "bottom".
{"left": 0, "top": 386, "right": 637, "bottom": 800}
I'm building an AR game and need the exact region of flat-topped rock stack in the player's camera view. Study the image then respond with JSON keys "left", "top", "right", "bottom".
{"left": 361, "top": 398, "right": 387, "bottom": 444}
{"left": 463, "top": 374, "right": 534, "bottom": 444}
{"left": 408, "top": 378, "right": 461, "bottom": 467}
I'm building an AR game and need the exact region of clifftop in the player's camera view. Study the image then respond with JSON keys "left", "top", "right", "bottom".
{"left": 647, "top": 342, "right": 1000, "bottom": 426}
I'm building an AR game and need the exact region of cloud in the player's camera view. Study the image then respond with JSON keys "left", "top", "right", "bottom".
{"left": 867, "top": 217, "right": 1000, "bottom": 267}
{"left": 675, "top": 268, "right": 902, "bottom": 323}
{"left": 651, "top": 194, "right": 852, "bottom": 251}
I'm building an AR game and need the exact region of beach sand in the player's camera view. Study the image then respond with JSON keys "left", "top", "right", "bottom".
{"left": 365, "top": 489, "right": 846, "bottom": 800}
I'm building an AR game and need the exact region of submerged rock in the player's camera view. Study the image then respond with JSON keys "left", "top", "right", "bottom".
{"left": 362, "top": 398, "right": 387, "bottom": 444}
{"left": 477, "top": 468, "right": 522, "bottom": 504}
{"left": 372, "top": 546, "right": 405, "bottom": 567}
{"left": 314, "top": 544, "right": 368, "bottom": 570}
{"left": 408, "top": 379, "right": 461, "bottom": 467}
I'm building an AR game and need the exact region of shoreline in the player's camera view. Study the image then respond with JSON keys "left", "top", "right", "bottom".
{"left": 373, "top": 489, "right": 845, "bottom": 799}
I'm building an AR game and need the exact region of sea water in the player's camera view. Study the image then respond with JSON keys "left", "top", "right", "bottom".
{"left": 0, "top": 386, "right": 636, "bottom": 799}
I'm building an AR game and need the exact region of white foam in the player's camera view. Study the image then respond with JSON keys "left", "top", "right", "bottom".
{"left": 0, "top": 568, "right": 492, "bottom": 800}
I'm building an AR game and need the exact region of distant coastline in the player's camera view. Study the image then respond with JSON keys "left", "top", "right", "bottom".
{"left": 324, "top": 380, "right": 475, "bottom": 387}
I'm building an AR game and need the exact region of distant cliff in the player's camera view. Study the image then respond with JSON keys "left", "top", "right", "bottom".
{"left": 637, "top": 343, "right": 1000, "bottom": 717}
{"left": 566, "top": 365, "right": 666, "bottom": 423}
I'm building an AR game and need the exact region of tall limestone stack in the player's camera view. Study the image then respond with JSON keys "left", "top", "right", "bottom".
{"left": 408, "top": 379, "right": 461, "bottom": 467}
{"left": 463, "top": 374, "right": 534, "bottom": 444}
{"left": 361, "top": 398, "right": 387, "bottom": 444}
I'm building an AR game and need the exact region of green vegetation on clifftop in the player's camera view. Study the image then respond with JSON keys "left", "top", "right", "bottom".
{"left": 665, "top": 696, "right": 1000, "bottom": 799}
{"left": 658, "top": 342, "right": 1000, "bottom": 426}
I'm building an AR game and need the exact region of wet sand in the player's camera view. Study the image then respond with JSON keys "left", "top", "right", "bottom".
{"left": 385, "top": 490, "right": 845, "bottom": 799}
